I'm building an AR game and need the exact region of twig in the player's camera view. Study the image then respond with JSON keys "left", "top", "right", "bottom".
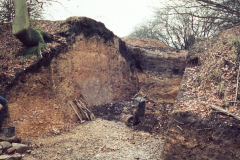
{"left": 176, "top": 125, "right": 182, "bottom": 130}
{"left": 69, "top": 102, "right": 84, "bottom": 123}
{"left": 234, "top": 64, "right": 240, "bottom": 106}
{"left": 196, "top": 128, "right": 211, "bottom": 130}
{"left": 133, "top": 87, "right": 143, "bottom": 98}
{"left": 211, "top": 104, "right": 240, "bottom": 121}
{"left": 143, "top": 90, "right": 150, "bottom": 98}
{"left": 228, "top": 101, "right": 240, "bottom": 103}
{"left": 173, "top": 118, "right": 184, "bottom": 124}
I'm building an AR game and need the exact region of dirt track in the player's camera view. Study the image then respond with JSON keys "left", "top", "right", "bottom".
{"left": 26, "top": 118, "right": 164, "bottom": 160}
{"left": 22, "top": 101, "right": 172, "bottom": 160}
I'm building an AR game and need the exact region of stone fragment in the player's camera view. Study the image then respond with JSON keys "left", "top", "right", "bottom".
{"left": 0, "top": 142, "right": 11, "bottom": 150}
{"left": 0, "top": 155, "right": 12, "bottom": 160}
{"left": 0, "top": 154, "right": 22, "bottom": 160}
{"left": 25, "top": 150, "right": 31, "bottom": 154}
{"left": 0, "top": 136, "right": 21, "bottom": 143}
{"left": 11, "top": 153, "right": 22, "bottom": 160}
{"left": 12, "top": 143, "right": 29, "bottom": 153}
{"left": 22, "top": 157, "right": 36, "bottom": 160}
{"left": 6, "top": 147, "right": 16, "bottom": 154}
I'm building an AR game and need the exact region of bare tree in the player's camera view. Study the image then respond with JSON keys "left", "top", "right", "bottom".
{"left": 129, "top": 0, "right": 240, "bottom": 50}
{"left": 0, "top": 0, "right": 53, "bottom": 23}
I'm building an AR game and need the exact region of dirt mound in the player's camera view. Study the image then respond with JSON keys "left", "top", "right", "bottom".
{"left": 1, "top": 17, "right": 139, "bottom": 137}
{"left": 121, "top": 36, "right": 171, "bottom": 48}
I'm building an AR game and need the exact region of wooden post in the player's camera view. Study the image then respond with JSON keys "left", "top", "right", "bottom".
{"left": 234, "top": 64, "right": 240, "bottom": 106}
{"left": 69, "top": 102, "right": 84, "bottom": 123}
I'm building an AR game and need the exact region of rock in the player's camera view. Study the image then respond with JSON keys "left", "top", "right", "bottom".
{"left": 11, "top": 153, "right": 21, "bottom": 160}
{"left": 0, "top": 150, "right": 2, "bottom": 154}
{"left": 0, "top": 154, "right": 21, "bottom": 160}
{"left": 0, "top": 155, "right": 12, "bottom": 160}
{"left": 50, "top": 128, "right": 60, "bottom": 135}
{"left": 0, "top": 142, "right": 11, "bottom": 150}
{"left": 6, "top": 147, "right": 16, "bottom": 154}
{"left": 25, "top": 150, "right": 31, "bottom": 154}
{"left": 0, "top": 136, "right": 21, "bottom": 143}
{"left": 12, "top": 143, "right": 28, "bottom": 153}
{"left": 22, "top": 157, "right": 36, "bottom": 160}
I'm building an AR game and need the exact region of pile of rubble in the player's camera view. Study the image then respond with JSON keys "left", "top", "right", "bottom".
{"left": 0, "top": 136, "right": 30, "bottom": 160}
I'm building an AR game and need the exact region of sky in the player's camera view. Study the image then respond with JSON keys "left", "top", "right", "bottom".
{"left": 43, "top": 0, "right": 162, "bottom": 37}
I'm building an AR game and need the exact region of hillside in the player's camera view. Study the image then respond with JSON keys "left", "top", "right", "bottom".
{"left": 162, "top": 26, "right": 240, "bottom": 159}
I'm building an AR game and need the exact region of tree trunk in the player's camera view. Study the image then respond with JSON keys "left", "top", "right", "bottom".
{"left": 12, "top": 0, "right": 53, "bottom": 47}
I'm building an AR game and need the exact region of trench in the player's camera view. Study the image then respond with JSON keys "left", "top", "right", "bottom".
{"left": 0, "top": 17, "right": 189, "bottom": 159}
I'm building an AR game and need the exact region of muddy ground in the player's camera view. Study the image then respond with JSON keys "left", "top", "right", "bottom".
{"left": 21, "top": 100, "right": 173, "bottom": 160}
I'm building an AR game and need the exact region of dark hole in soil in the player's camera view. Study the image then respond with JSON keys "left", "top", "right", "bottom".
{"left": 135, "top": 60, "right": 143, "bottom": 71}
{"left": 173, "top": 69, "right": 179, "bottom": 75}
{"left": 189, "top": 57, "right": 199, "bottom": 65}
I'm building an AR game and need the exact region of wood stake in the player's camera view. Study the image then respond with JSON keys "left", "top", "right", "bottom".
{"left": 69, "top": 102, "right": 84, "bottom": 123}
{"left": 77, "top": 99, "right": 95, "bottom": 121}
{"left": 234, "top": 64, "right": 240, "bottom": 106}
{"left": 74, "top": 98, "right": 90, "bottom": 120}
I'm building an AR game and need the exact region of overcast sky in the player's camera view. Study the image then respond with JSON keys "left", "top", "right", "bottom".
{"left": 43, "top": 0, "right": 162, "bottom": 37}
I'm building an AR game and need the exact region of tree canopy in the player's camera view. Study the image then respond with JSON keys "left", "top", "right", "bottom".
{"left": 129, "top": 0, "right": 240, "bottom": 50}
{"left": 0, "top": 0, "right": 53, "bottom": 23}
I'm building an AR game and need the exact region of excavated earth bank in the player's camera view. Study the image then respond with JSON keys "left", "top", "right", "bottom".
{"left": 162, "top": 67, "right": 240, "bottom": 160}
{"left": 0, "top": 17, "right": 189, "bottom": 159}
{"left": 1, "top": 17, "right": 187, "bottom": 137}
{"left": 122, "top": 37, "right": 187, "bottom": 102}
{"left": 2, "top": 17, "right": 140, "bottom": 137}
{"left": 162, "top": 27, "right": 240, "bottom": 160}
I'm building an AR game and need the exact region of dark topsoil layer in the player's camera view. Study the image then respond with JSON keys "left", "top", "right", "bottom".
{"left": 92, "top": 100, "right": 174, "bottom": 135}
{"left": 162, "top": 70, "right": 240, "bottom": 160}
{"left": 163, "top": 111, "right": 240, "bottom": 160}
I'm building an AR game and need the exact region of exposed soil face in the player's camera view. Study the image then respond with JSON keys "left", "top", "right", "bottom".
{"left": 1, "top": 16, "right": 192, "bottom": 159}
{"left": 2, "top": 17, "right": 139, "bottom": 137}
{"left": 123, "top": 37, "right": 187, "bottom": 103}
{"left": 0, "top": 17, "right": 187, "bottom": 138}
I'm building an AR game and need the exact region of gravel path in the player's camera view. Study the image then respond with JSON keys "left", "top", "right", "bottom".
{"left": 27, "top": 118, "right": 164, "bottom": 160}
